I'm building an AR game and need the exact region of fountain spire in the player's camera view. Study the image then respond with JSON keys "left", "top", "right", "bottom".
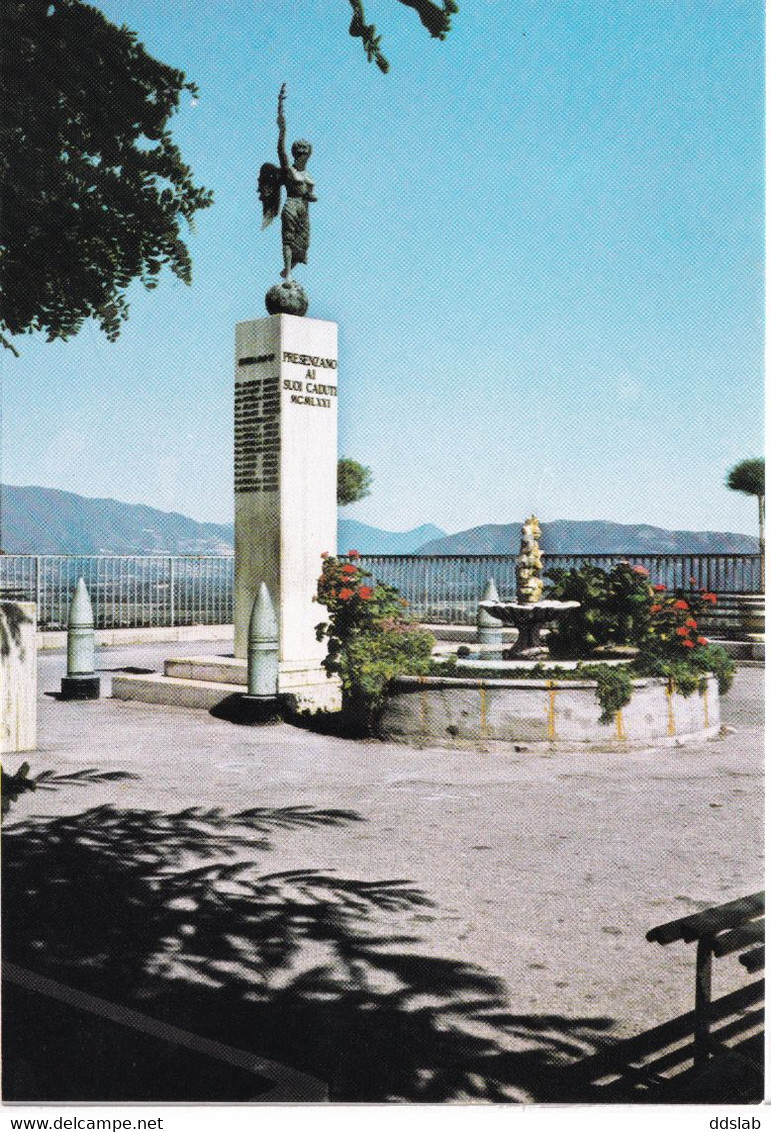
{"left": 478, "top": 515, "right": 580, "bottom": 658}
{"left": 516, "top": 515, "right": 545, "bottom": 603}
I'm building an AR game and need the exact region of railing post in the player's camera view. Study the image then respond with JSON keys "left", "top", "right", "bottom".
{"left": 168, "top": 556, "right": 176, "bottom": 628}
{"left": 35, "top": 556, "right": 42, "bottom": 626}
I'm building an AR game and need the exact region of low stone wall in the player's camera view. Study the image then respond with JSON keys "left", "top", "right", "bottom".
{"left": 379, "top": 673, "right": 720, "bottom": 751}
{"left": 1, "top": 601, "right": 37, "bottom": 754}
{"left": 38, "top": 623, "right": 234, "bottom": 651}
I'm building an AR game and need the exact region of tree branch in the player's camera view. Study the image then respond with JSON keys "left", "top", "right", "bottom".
{"left": 348, "top": 0, "right": 458, "bottom": 72}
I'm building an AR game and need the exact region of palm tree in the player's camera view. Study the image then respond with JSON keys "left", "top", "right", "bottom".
{"left": 726, "top": 458, "right": 765, "bottom": 591}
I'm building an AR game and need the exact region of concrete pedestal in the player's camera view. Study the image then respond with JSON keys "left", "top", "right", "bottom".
{"left": 233, "top": 314, "right": 337, "bottom": 708}
{"left": 61, "top": 675, "right": 101, "bottom": 700}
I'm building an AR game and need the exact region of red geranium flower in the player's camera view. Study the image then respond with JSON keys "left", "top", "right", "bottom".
{"left": 697, "top": 636, "right": 708, "bottom": 645}
{"left": 676, "top": 626, "right": 690, "bottom": 637}
{"left": 685, "top": 618, "right": 698, "bottom": 628}
{"left": 338, "top": 587, "right": 354, "bottom": 601}
{"left": 341, "top": 564, "right": 357, "bottom": 576}
{"left": 632, "top": 565, "right": 649, "bottom": 576}
{"left": 653, "top": 584, "right": 667, "bottom": 592}
{"left": 650, "top": 604, "right": 662, "bottom": 613}
{"left": 702, "top": 592, "right": 717, "bottom": 605}
{"left": 347, "top": 549, "right": 361, "bottom": 560}
{"left": 358, "top": 586, "right": 374, "bottom": 600}
{"left": 682, "top": 638, "right": 695, "bottom": 648}
{"left": 674, "top": 599, "right": 689, "bottom": 610}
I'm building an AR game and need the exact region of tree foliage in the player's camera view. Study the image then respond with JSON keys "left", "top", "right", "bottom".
{"left": 726, "top": 457, "right": 765, "bottom": 590}
{"left": 0, "top": 0, "right": 456, "bottom": 353}
{"left": 348, "top": 0, "right": 458, "bottom": 73}
{"left": 0, "top": 0, "right": 213, "bottom": 353}
{"left": 726, "top": 458, "right": 765, "bottom": 500}
{"left": 337, "top": 457, "right": 373, "bottom": 506}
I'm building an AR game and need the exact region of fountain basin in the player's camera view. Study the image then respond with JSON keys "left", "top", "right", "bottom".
{"left": 478, "top": 599, "right": 580, "bottom": 657}
{"left": 455, "top": 657, "right": 631, "bottom": 670}
{"left": 478, "top": 599, "right": 580, "bottom": 624}
{"left": 378, "top": 673, "right": 720, "bottom": 751}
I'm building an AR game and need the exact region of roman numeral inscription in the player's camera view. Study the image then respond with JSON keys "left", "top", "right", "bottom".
{"left": 234, "top": 377, "right": 280, "bottom": 493}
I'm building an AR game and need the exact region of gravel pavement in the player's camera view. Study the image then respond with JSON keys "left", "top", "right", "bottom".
{"left": 6, "top": 640, "right": 764, "bottom": 1054}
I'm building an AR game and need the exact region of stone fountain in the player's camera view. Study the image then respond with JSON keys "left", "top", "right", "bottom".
{"left": 478, "top": 515, "right": 579, "bottom": 658}
{"left": 379, "top": 516, "right": 721, "bottom": 749}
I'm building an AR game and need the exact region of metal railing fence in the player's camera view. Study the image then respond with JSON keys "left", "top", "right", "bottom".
{"left": 0, "top": 555, "right": 233, "bottom": 631}
{"left": 357, "top": 552, "right": 762, "bottom": 624}
{"left": 0, "top": 552, "right": 760, "bottom": 630}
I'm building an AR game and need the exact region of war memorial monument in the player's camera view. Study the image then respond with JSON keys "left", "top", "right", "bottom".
{"left": 113, "top": 86, "right": 340, "bottom": 712}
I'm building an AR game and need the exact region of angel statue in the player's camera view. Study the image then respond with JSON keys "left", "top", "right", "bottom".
{"left": 258, "top": 84, "right": 317, "bottom": 288}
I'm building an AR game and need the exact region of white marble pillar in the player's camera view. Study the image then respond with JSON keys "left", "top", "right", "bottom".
{"left": 0, "top": 601, "right": 37, "bottom": 753}
{"left": 234, "top": 314, "right": 338, "bottom": 697}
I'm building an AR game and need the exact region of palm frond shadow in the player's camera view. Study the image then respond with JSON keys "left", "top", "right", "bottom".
{"left": 3, "top": 795, "right": 616, "bottom": 1101}
{"left": 0, "top": 602, "right": 33, "bottom": 661}
{"left": 1, "top": 765, "right": 140, "bottom": 816}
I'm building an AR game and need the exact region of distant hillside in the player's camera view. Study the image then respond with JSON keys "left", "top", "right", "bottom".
{"left": 417, "top": 519, "right": 759, "bottom": 556}
{"left": 2, "top": 485, "right": 235, "bottom": 555}
{"left": 338, "top": 519, "right": 445, "bottom": 555}
{"left": 0, "top": 485, "right": 445, "bottom": 556}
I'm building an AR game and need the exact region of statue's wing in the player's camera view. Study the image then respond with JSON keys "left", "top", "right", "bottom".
{"left": 258, "top": 162, "right": 282, "bottom": 229}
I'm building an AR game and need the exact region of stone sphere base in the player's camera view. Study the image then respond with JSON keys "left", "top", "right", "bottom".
{"left": 265, "top": 280, "right": 309, "bottom": 317}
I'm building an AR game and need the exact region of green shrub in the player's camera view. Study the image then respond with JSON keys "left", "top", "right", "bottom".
{"left": 636, "top": 587, "right": 735, "bottom": 697}
{"left": 573, "top": 663, "right": 634, "bottom": 724}
{"left": 548, "top": 564, "right": 735, "bottom": 705}
{"left": 546, "top": 562, "right": 653, "bottom": 657}
{"left": 315, "top": 552, "right": 435, "bottom": 732}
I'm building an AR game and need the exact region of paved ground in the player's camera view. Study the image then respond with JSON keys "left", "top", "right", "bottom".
{"left": 4, "top": 638, "right": 764, "bottom": 1091}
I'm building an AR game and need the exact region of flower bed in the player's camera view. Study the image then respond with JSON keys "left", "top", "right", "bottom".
{"left": 376, "top": 565, "right": 731, "bottom": 751}
{"left": 312, "top": 557, "right": 734, "bottom": 749}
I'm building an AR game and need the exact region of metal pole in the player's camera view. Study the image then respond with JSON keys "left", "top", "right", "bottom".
{"left": 694, "top": 935, "right": 713, "bottom": 1067}
{"left": 169, "top": 556, "right": 176, "bottom": 628}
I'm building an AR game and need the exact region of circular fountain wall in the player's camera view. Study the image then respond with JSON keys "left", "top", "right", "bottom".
{"left": 378, "top": 670, "right": 720, "bottom": 751}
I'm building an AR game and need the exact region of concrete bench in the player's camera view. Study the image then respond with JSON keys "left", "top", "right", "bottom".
{"left": 646, "top": 891, "right": 764, "bottom": 1069}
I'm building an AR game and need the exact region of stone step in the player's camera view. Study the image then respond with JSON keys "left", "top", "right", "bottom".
{"left": 165, "top": 656, "right": 247, "bottom": 685}
{"left": 112, "top": 672, "right": 244, "bottom": 711}
{"left": 113, "top": 660, "right": 342, "bottom": 712}
{"left": 163, "top": 656, "right": 340, "bottom": 692}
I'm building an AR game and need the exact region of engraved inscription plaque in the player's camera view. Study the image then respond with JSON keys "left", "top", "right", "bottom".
{"left": 234, "top": 376, "right": 280, "bottom": 492}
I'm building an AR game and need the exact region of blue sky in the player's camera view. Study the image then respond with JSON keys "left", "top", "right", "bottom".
{"left": 2, "top": 0, "right": 764, "bottom": 536}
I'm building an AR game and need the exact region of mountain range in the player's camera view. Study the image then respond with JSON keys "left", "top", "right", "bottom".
{"left": 0, "top": 485, "right": 443, "bottom": 556}
{"left": 418, "top": 519, "right": 758, "bottom": 555}
{"left": 0, "top": 485, "right": 758, "bottom": 556}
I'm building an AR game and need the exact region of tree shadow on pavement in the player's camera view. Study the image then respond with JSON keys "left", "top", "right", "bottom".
{"left": 2, "top": 782, "right": 618, "bottom": 1102}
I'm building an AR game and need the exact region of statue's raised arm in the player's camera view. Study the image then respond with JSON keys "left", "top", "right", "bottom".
{"left": 257, "top": 85, "right": 286, "bottom": 231}
{"left": 276, "top": 83, "right": 289, "bottom": 171}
